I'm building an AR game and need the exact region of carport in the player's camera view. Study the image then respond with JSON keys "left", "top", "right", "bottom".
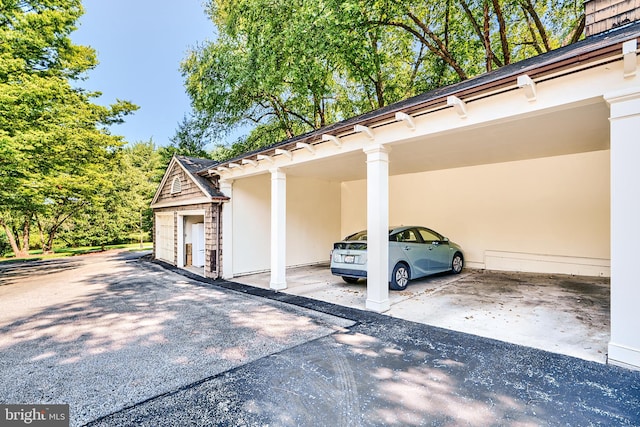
{"left": 205, "top": 24, "right": 640, "bottom": 369}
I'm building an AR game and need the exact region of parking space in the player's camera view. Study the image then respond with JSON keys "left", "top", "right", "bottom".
{"left": 233, "top": 265, "right": 610, "bottom": 363}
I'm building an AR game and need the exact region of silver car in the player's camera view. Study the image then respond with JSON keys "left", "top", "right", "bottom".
{"left": 330, "top": 226, "right": 464, "bottom": 290}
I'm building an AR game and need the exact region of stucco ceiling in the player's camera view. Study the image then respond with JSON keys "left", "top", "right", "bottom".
{"left": 284, "top": 99, "right": 611, "bottom": 182}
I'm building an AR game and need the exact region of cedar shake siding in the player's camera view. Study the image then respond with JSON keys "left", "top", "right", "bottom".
{"left": 151, "top": 156, "right": 226, "bottom": 279}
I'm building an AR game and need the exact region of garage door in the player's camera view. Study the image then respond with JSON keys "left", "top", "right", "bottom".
{"left": 155, "top": 214, "right": 175, "bottom": 263}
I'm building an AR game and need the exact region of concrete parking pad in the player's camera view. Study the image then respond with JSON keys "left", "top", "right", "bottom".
{"left": 0, "top": 252, "right": 352, "bottom": 426}
{"left": 232, "top": 264, "right": 610, "bottom": 363}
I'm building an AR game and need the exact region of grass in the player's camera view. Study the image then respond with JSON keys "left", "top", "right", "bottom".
{"left": 0, "top": 242, "right": 153, "bottom": 264}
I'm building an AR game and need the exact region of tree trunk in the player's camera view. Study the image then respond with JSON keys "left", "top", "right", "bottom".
{"left": 21, "top": 216, "right": 30, "bottom": 254}
{"left": 0, "top": 217, "right": 28, "bottom": 258}
{"left": 484, "top": 0, "right": 492, "bottom": 72}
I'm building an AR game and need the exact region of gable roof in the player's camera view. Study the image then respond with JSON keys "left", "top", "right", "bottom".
{"left": 209, "top": 21, "right": 640, "bottom": 171}
{"left": 151, "top": 155, "right": 227, "bottom": 208}
{"left": 175, "top": 155, "right": 223, "bottom": 197}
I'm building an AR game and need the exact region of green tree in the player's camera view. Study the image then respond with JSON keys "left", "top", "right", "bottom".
{"left": 56, "top": 140, "right": 163, "bottom": 249}
{"left": 158, "top": 116, "right": 211, "bottom": 166}
{"left": 184, "top": 0, "right": 585, "bottom": 159}
{"left": 0, "top": 0, "right": 137, "bottom": 256}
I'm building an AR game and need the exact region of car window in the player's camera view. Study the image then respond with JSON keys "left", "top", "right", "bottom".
{"left": 417, "top": 228, "right": 441, "bottom": 243}
{"left": 396, "top": 229, "right": 420, "bottom": 243}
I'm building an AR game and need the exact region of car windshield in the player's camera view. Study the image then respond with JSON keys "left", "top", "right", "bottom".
{"left": 344, "top": 227, "right": 399, "bottom": 241}
{"left": 345, "top": 230, "right": 368, "bottom": 241}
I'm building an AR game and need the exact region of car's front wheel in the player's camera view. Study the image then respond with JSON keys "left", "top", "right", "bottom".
{"left": 390, "top": 263, "right": 410, "bottom": 290}
{"left": 452, "top": 252, "right": 464, "bottom": 274}
{"left": 342, "top": 276, "right": 359, "bottom": 284}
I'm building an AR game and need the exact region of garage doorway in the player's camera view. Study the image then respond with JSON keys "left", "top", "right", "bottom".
{"left": 178, "top": 212, "right": 205, "bottom": 275}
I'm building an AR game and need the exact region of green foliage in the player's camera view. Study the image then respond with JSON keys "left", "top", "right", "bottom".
{"left": 56, "top": 140, "right": 163, "bottom": 248}
{"left": 184, "top": 0, "right": 584, "bottom": 160}
{"left": 0, "top": 0, "right": 138, "bottom": 256}
{"left": 0, "top": 229, "right": 9, "bottom": 256}
{"left": 158, "top": 115, "right": 212, "bottom": 166}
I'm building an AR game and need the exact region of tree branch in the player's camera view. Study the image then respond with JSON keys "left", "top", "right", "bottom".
{"left": 378, "top": 18, "right": 468, "bottom": 80}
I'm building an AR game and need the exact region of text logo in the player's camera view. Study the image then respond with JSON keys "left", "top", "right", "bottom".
{"left": 1, "top": 405, "right": 69, "bottom": 427}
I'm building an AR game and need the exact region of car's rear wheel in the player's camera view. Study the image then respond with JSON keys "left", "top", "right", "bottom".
{"left": 342, "top": 276, "right": 359, "bottom": 284}
{"left": 452, "top": 252, "right": 464, "bottom": 274}
{"left": 390, "top": 263, "right": 410, "bottom": 290}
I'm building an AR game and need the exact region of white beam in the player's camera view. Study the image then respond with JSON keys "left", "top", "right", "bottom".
{"left": 207, "top": 169, "right": 220, "bottom": 176}
{"left": 517, "top": 74, "right": 537, "bottom": 102}
{"left": 270, "top": 168, "right": 287, "bottom": 290}
{"left": 623, "top": 39, "right": 637, "bottom": 78}
{"left": 217, "top": 166, "right": 230, "bottom": 173}
{"left": 321, "top": 134, "right": 342, "bottom": 147}
{"left": 296, "top": 142, "right": 315, "bottom": 154}
{"left": 605, "top": 86, "right": 640, "bottom": 370}
{"left": 241, "top": 159, "right": 258, "bottom": 167}
{"left": 363, "top": 144, "right": 391, "bottom": 313}
{"left": 395, "top": 111, "right": 416, "bottom": 130}
{"left": 228, "top": 162, "right": 242, "bottom": 169}
{"left": 257, "top": 154, "right": 274, "bottom": 163}
{"left": 275, "top": 148, "right": 292, "bottom": 160}
{"left": 219, "top": 180, "right": 234, "bottom": 279}
{"left": 447, "top": 95, "right": 467, "bottom": 118}
{"left": 354, "top": 124, "right": 375, "bottom": 140}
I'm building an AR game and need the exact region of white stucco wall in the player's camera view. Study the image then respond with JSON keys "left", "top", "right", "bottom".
{"left": 232, "top": 174, "right": 271, "bottom": 275}
{"left": 286, "top": 176, "right": 342, "bottom": 267}
{"left": 341, "top": 150, "right": 611, "bottom": 276}
{"left": 232, "top": 173, "right": 341, "bottom": 275}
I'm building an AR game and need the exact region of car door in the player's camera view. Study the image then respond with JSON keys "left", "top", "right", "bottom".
{"left": 394, "top": 228, "right": 430, "bottom": 277}
{"left": 417, "top": 227, "right": 450, "bottom": 272}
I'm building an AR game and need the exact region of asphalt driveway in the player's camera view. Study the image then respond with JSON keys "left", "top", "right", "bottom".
{"left": 1, "top": 252, "right": 638, "bottom": 426}
{"left": 0, "top": 251, "right": 352, "bottom": 426}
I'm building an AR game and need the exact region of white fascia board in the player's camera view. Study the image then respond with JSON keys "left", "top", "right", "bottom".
{"left": 151, "top": 196, "right": 216, "bottom": 209}
{"left": 150, "top": 156, "right": 179, "bottom": 206}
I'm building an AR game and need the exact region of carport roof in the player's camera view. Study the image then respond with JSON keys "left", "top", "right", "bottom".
{"left": 202, "top": 21, "right": 640, "bottom": 173}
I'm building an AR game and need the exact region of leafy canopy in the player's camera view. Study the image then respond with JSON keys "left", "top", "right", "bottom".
{"left": 0, "top": 0, "right": 138, "bottom": 255}
{"left": 182, "top": 0, "right": 584, "bottom": 160}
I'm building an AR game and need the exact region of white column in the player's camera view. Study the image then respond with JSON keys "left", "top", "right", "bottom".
{"left": 364, "top": 144, "right": 391, "bottom": 312}
{"left": 220, "top": 180, "right": 234, "bottom": 279}
{"left": 605, "top": 87, "right": 640, "bottom": 370}
{"left": 270, "top": 168, "right": 287, "bottom": 290}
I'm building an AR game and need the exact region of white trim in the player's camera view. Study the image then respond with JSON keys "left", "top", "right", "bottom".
{"left": 354, "top": 124, "right": 375, "bottom": 140}
{"left": 275, "top": 148, "right": 292, "bottom": 160}
{"left": 322, "top": 134, "right": 342, "bottom": 147}
{"left": 154, "top": 212, "right": 175, "bottom": 264}
{"left": 395, "top": 112, "right": 416, "bottom": 130}
{"left": 151, "top": 197, "right": 216, "bottom": 209}
{"left": 151, "top": 157, "right": 179, "bottom": 206}
{"left": 220, "top": 180, "right": 234, "bottom": 279}
{"left": 176, "top": 210, "right": 206, "bottom": 269}
{"left": 364, "top": 144, "right": 391, "bottom": 313}
{"left": 270, "top": 168, "right": 287, "bottom": 290}
{"left": 151, "top": 156, "right": 219, "bottom": 207}
{"left": 447, "top": 95, "right": 468, "bottom": 118}
{"left": 484, "top": 251, "right": 610, "bottom": 277}
{"left": 170, "top": 176, "right": 182, "bottom": 194}
{"left": 608, "top": 342, "right": 640, "bottom": 371}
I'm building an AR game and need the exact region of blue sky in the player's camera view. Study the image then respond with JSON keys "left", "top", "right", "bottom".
{"left": 72, "top": 0, "right": 215, "bottom": 147}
